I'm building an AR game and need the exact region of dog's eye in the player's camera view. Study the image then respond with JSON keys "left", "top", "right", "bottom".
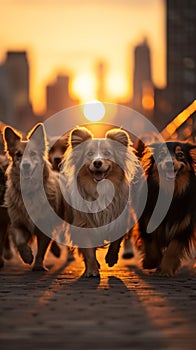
{"left": 87, "top": 151, "right": 94, "bottom": 157}
{"left": 103, "top": 150, "right": 111, "bottom": 157}
{"left": 176, "top": 151, "right": 184, "bottom": 160}
{"left": 30, "top": 151, "right": 37, "bottom": 157}
{"left": 158, "top": 151, "right": 166, "bottom": 160}
{"left": 15, "top": 151, "right": 22, "bottom": 158}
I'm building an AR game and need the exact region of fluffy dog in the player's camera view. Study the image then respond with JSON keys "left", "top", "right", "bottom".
{"left": 3, "top": 123, "right": 65, "bottom": 271}
{"left": 137, "top": 141, "right": 196, "bottom": 276}
{"left": 48, "top": 133, "right": 75, "bottom": 261}
{"left": 49, "top": 134, "right": 69, "bottom": 171}
{"left": 0, "top": 153, "right": 12, "bottom": 267}
{"left": 62, "top": 126, "right": 139, "bottom": 277}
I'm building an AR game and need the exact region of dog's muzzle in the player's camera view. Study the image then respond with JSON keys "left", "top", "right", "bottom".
{"left": 20, "top": 160, "right": 32, "bottom": 179}
{"left": 90, "top": 159, "right": 110, "bottom": 182}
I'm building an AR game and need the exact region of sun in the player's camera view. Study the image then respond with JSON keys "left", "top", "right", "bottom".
{"left": 71, "top": 74, "right": 97, "bottom": 102}
{"left": 83, "top": 100, "right": 105, "bottom": 122}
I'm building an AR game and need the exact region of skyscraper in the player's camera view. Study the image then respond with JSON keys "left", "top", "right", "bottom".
{"left": 46, "top": 74, "right": 78, "bottom": 117}
{"left": 154, "top": 0, "right": 196, "bottom": 129}
{"left": 1, "top": 50, "right": 36, "bottom": 131}
{"left": 167, "top": 0, "right": 196, "bottom": 117}
{"left": 132, "top": 38, "right": 154, "bottom": 120}
{"left": 0, "top": 64, "right": 14, "bottom": 125}
{"left": 4, "top": 51, "right": 30, "bottom": 109}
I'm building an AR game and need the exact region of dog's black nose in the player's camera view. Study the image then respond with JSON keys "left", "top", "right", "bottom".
{"left": 165, "top": 161, "right": 174, "bottom": 168}
{"left": 54, "top": 157, "right": 61, "bottom": 165}
{"left": 93, "top": 159, "right": 102, "bottom": 169}
{"left": 22, "top": 161, "right": 30, "bottom": 170}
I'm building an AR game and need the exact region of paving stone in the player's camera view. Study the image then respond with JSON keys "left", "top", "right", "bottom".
{"left": 0, "top": 250, "right": 196, "bottom": 349}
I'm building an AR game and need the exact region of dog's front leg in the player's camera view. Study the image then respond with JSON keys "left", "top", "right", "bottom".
{"left": 12, "top": 226, "right": 34, "bottom": 265}
{"left": 80, "top": 247, "right": 100, "bottom": 278}
{"left": 105, "top": 237, "right": 123, "bottom": 267}
{"left": 159, "top": 239, "right": 184, "bottom": 276}
{"left": 142, "top": 237, "right": 162, "bottom": 270}
{"left": 33, "top": 230, "right": 51, "bottom": 271}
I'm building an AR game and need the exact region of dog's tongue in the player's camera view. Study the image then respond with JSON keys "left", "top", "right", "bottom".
{"left": 166, "top": 171, "right": 175, "bottom": 180}
{"left": 21, "top": 170, "right": 31, "bottom": 180}
{"left": 94, "top": 171, "right": 105, "bottom": 181}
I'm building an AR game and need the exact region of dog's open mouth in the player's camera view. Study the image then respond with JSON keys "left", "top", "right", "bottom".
{"left": 165, "top": 170, "right": 177, "bottom": 181}
{"left": 91, "top": 170, "right": 109, "bottom": 182}
{"left": 20, "top": 168, "right": 34, "bottom": 180}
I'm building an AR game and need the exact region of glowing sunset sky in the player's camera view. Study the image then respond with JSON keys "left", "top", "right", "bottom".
{"left": 0, "top": 0, "right": 166, "bottom": 114}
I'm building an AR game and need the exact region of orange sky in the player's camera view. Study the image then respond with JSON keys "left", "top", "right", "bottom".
{"left": 0, "top": 0, "right": 166, "bottom": 114}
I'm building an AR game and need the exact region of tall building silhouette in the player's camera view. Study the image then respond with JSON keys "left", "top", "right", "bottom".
{"left": 167, "top": 0, "right": 196, "bottom": 116}
{"left": 0, "top": 51, "right": 36, "bottom": 131}
{"left": 133, "top": 38, "right": 154, "bottom": 120}
{"left": 46, "top": 74, "right": 78, "bottom": 117}
{"left": 4, "top": 51, "right": 30, "bottom": 108}
{"left": 0, "top": 64, "right": 14, "bottom": 125}
{"left": 154, "top": 0, "right": 196, "bottom": 129}
{"left": 96, "top": 60, "right": 107, "bottom": 101}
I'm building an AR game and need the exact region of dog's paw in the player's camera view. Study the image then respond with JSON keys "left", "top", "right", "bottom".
{"left": 158, "top": 267, "right": 176, "bottom": 277}
{"left": 142, "top": 258, "right": 159, "bottom": 270}
{"left": 3, "top": 248, "right": 13, "bottom": 260}
{"left": 105, "top": 251, "right": 119, "bottom": 267}
{"left": 122, "top": 251, "right": 134, "bottom": 260}
{"left": 0, "top": 257, "right": 4, "bottom": 268}
{"left": 18, "top": 244, "right": 34, "bottom": 265}
{"left": 83, "top": 268, "right": 100, "bottom": 278}
{"left": 32, "top": 265, "right": 48, "bottom": 272}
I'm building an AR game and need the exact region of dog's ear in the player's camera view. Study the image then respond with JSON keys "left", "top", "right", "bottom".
{"left": 106, "top": 128, "right": 131, "bottom": 147}
{"left": 134, "top": 138, "right": 146, "bottom": 158}
{"left": 3, "top": 126, "right": 22, "bottom": 158}
{"left": 187, "top": 143, "right": 196, "bottom": 173}
{"left": 185, "top": 142, "right": 196, "bottom": 150}
{"left": 27, "top": 123, "right": 47, "bottom": 155}
{"left": 70, "top": 127, "right": 93, "bottom": 148}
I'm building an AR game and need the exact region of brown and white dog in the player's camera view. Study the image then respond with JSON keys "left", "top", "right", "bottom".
{"left": 62, "top": 126, "right": 139, "bottom": 277}
{"left": 48, "top": 132, "right": 75, "bottom": 261}
{"left": 49, "top": 134, "right": 69, "bottom": 171}
{"left": 136, "top": 141, "right": 196, "bottom": 276}
{"left": 3, "top": 123, "right": 65, "bottom": 271}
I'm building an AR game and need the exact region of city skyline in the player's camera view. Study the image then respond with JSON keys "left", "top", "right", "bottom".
{"left": 0, "top": 0, "right": 166, "bottom": 114}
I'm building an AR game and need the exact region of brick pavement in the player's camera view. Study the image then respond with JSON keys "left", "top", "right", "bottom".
{"left": 0, "top": 246, "right": 196, "bottom": 350}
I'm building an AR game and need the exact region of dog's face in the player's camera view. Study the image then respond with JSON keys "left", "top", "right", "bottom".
{"left": 68, "top": 126, "right": 132, "bottom": 183}
{"left": 148, "top": 142, "right": 196, "bottom": 190}
{"left": 3, "top": 123, "right": 47, "bottom": 180}
{"left": 49, "top": 134, "right": 68, "bottom": 171}
{"left": 82, "top": 138, "right": 118, "bottom": 182}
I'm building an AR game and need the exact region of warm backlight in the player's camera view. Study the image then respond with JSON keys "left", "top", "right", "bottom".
{"left": 71, "top": 74, "right": 97, "bottom": 102}
{"left": 83, "top": 100, "right": 105, "bottom": 122}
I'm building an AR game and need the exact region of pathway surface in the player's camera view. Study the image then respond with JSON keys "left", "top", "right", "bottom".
{"left": 0, "top": 246, "right": 196, "bottom": 350}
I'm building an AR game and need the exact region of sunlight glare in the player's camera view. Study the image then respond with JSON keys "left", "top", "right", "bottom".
{"left": 83, "top": 100, "right": 105, "bottom": 122}
{"left": 71, "top": 74, "right": 96, "bottom": 102}
{"left": 106, "top": 74, "right": 130, "bottom": 99}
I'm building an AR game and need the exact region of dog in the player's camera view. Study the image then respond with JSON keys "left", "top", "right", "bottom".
{"left": 0, "top": 152, "right": 12, "bottom": 267}
{"left": 136, "top": 141, "right": 196, "bottom": 276}
{"left": 49, "top": 134, "right": 69, "bottom": 171}
{"left": 121, "top": 132, "right": 163, "bottom": 260}
{"left": 48, "top": 132, "right": 75, "bottom": 261}
{"left": 3, "top": 123, "right": 65, "bottom": 271}
{"left": 62, "top": 126, "right": 139, "bottom": 277}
